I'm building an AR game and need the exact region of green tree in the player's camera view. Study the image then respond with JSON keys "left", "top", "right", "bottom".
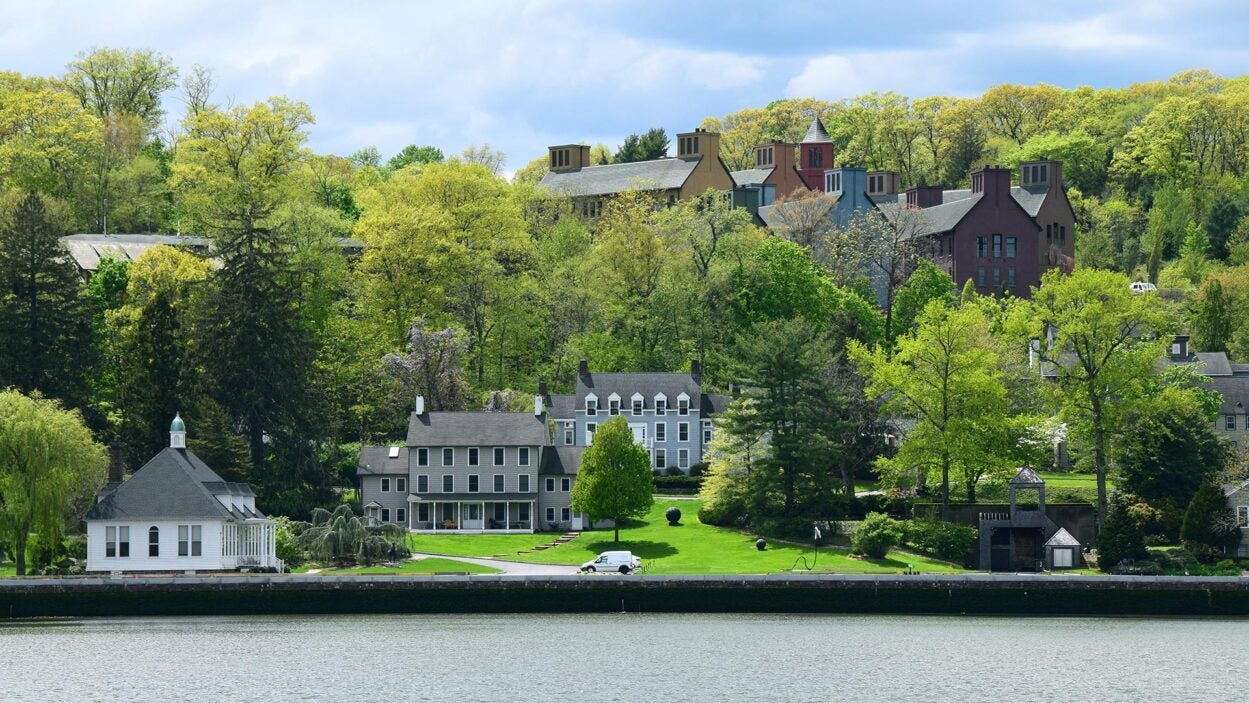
{"left": 890, "top": 259, "right": 956, "bottom": 341}
{"left": 386, "top": 144, "right": 443, "bottom": 171}
{"left": 1096, "top": 497, "right": 1148, "bottom": 572}
{"left": 0, "top": 191, "right": 93, "bottom": 406}
{"left": 1114, "top": 386, "right": 1224, "bottom": 511}
{"left": 1180, "top": 481, "right": 1240, "bottom": 562}
{"left": 63, "top": 47, "right": 178, "bottom": 134}
{"left": 1191, "top": 277, "right": 1232, "bottom": 353}
{"left": 0, "top": 390, "right": 107, "bottom": 575}
{"left": 1204, "top": 194, "right": 1241, "bottom": 262}
{"left": 614, "top": 128, "right": 669, "bottom": 162}
{"left": 1025, "top": 269, "right": 1170, "bottom": 529}
{"left": 569, "top": 416, "right": 653, "bottom": 542}
{"left": 1178, "top": 222, "right": 1211, "bottom": 284}
{"left": 851, "top": 512, "right": 902, "bottom": 559}
{"left": 852, "top": 300, "right": 1010, "bottom": 509}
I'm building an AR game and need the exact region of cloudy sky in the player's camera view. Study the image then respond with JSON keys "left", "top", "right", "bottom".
{"left": 3, "top": 0, "right": 1247, "bottom": 171}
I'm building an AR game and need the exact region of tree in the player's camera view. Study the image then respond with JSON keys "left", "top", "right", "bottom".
{"left": 770, "top": 189, "right": 836, "bottom": 257}
{"left": 851, "top": 512, "right": 902, "bottom": 559}
{"left": 299, "top": 504, "right": 408, "bottom": 565}
{"left": 890, "top": 259, "right": 956, "bottom": 341}
{"left": 1178, "top": 222, "right": 1211, "bottom": 284}
{"left": 1025, "top": 269, "right": 1170, "bottom": 529}
{"left": 382, "top": 319, "right": 471, "bottom": 412}
{"left": 1180, "top": 481, "right": 1240, "bottom": 563}
{"left": 1096, "top": 497, "right": 1148, "bottom": 572}
{"left": 569, "top": 416, "right": 653, "bottom": 542}
{"left": 459, "top": 143, "right": 506, "bottom": 176}
{"left": 614, "top": 128, "right": 668, "bottom": 162}
{"left": 1205, "top": 194, "right": 1241, "bottom": 261}
{"left": 63, "top": 47, "right": 178, "bottom": 135}
{"left": 0, "top": 191, "right": 93, "bottom": 406}
{"left": 851, "top": 300, "right": 1010, "bottom": 509}
{"left": 0, "top": 390, "right": 107, "bottom": 575}
{"left": 1191, "top": 277, "right": 1232, "bottom": 353}
{"left": 839, "top": 207, "right": 924, "bottom": 350}
{"left": 387, "top": 144, "right": 443, "bottom": 171}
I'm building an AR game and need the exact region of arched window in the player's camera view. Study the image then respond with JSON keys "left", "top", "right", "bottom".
{"left": 148, "top": 526, "right": 160, "bottom": 557}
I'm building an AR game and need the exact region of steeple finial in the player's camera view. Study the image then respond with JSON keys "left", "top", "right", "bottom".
{"left": 170, "top": 412, "right": 186, "bottom": 449}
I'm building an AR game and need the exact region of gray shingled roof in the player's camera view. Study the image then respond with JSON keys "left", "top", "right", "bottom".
{"left": 1210, "top": 376, "right": 1249, "bottom": 416}
{"left": 803, "top": 117, "right": 831, "bottom": 144}
{"left": 357, "top": 446, "right": 409, "bottom": 476}
{"left": 60, "top": 233, "right": 363, "bottom": 272}
{"left": 928, "top": 186, "right": 1048, "bottom": 217}
{"left": 406, "top": 412, "right": 550, "bottom": 447}
{"left": 540, "top": 446, "right": 585, "bottom": 475}
{"left": 577, "top": 372, "right": 704, "bottom": 410}
{"left": 538, "top": 158, "right": 699, "bottom": 197}
{"left": 545, "top": 394, "right": 576, "bottom": 420}
{"left": 701, "top": 393, "right": 733, "bottom": 415}
{"left": 731, "top": 167, "right": 774, "bottom": 186}
{"left": 85, "top": 448, "right": 262, "bottom": 521}
{"left": 1192, "top": 352, "right": 1234, "bottom": 376}
{"left": 1233, "top": 364, "right": 1249, "bottom": 375}
{"left": 1010, "top": 467, "right": 1044, "bottom": 485}
{"left": 1045, "top": 528, "right": 1081, "bottom": 547}
{"left": 875, "top": 195, "right": 980, "bottom": 238}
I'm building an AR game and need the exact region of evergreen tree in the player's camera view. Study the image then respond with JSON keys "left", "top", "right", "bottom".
{"left": 1180, "top": 481, "right": 1240, "bottom": 563}
{"left": 1096, "top": 498, "right": 1148, "bottom": 572}
{"left": 613, "top": 128, "right": 669, "bottom": 162}
{"left": 1204, "top": 194, "right": 1241, "bottom": 261}
{"left": 0, "top": 191, "right": 93, "bottom": 407}
{"left": 1191, "top": 278, "right": 1232, "bottom": 353}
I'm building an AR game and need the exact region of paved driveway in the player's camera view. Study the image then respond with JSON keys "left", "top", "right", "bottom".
{"left": 411, "top": 552, "right": 581, "bottom": 575}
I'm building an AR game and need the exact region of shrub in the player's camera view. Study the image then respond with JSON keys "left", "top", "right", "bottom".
{"left": 851, "top": 512, "right": 902, "bottom": 559}
{"left": 1097, "top": 499, "right": 1148, "bottom": 572}
{"left": 274, "top": 516, "right": 305, "bottom": 567}
{"left": 1180, "top": 481, "right": 1240, "bottom": 563}
{"left": 697, "top": 499, "right": 741, "bottom": 527}
{"left": 688, "top": 462, "right": 708, "bottom": 478}
{"left": 653, "top": 475, "right": 703, "bottom": 494}
{"left": 901, "top": 519, "right": 977, "bottom": 561}
{"left": 752, "top": 516, "right": 823, "bottom": 541}
{"left": 664, "top": 465, "right": 684, "bottom": 477}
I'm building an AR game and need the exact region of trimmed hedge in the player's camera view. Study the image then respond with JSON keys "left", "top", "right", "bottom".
{"left": 653, "top": 475, "right": 703, "bottom": 494}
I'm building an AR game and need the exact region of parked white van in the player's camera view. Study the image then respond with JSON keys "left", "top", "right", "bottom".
{"left": 1129, "top": 281, "right": 1157, "bottom": 294}
{"left": 580, "top": 551, "right": 642, "bottom": 574}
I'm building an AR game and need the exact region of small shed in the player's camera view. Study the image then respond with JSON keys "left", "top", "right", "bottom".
{"left": 1044, "top": 528, "right": 1082, "bottom": 569}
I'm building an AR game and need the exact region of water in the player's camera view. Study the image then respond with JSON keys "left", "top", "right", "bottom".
{"left": 1, "top": 613, "right": 1242, "bottom": 702}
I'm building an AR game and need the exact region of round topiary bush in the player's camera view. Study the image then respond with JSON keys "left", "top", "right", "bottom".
{"left": 666, "top": 506, "right": 682, "bottom": 525}
{"left": 755, "top": 538, "right": 767, "bottom": 551}
{"left": 851, "top": 512, "right": 902, "bottom": 559}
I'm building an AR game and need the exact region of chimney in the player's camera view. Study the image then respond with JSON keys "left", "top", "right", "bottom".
{"left": 108, "top": 439, "right": 124, "bottom": 483}
{"left": 691, "top": 359, "right": 701, "bottom": 379}
{"left": 867, "top": 171, "right": 899, "bottom": 197}
{"left": 905, "top": 185, "right": 944, "bottom": 209}
{"left": 676, "top": 128, "right": 720, "bottom": 162}
{"left": 538, "top": 379, "right": 548, "bottom": 397}
{"left": 970, "top": 165, "right": 1011, "bottom": 204}
{"left": 548, "top": 144, "right": 590, "bottom": 172}
{"left": 415, "top": 395, "right": 425, "bottom": 416}
{"left": 1171, "top": 335, "right": 1190, "bottom": 361}
{"left": 534, "top": 393, "right": 544, "bottom": 416}
{"left": 1021, "top": 159, "right": 1062, "bottom": 193}
{"left": 578, "top": 359, "right": 589, "bottom": 377}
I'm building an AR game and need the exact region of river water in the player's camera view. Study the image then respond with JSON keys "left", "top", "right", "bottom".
{"left": 2, "top": 613, "right": 1242, "bottom": 702}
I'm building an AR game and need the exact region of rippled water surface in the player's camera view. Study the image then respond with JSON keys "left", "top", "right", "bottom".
{"left": 3, "top": 613, "right": 1244, "bottom": 702}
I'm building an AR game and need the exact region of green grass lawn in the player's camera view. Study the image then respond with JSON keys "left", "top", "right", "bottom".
{"left": 319, "top": 557, "right": 501, "bottom": 575}
{"left": 401, "top": 501, "right": 965, "bottom": 575}
{"left": 0, "top": 561, "right": 14, "bottom": 577}
{"left": 1036, "top": 471, "right": 1111, "bottom": 490}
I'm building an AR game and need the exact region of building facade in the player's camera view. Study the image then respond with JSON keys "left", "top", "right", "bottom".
{"left": 85, "top": 415, "right": 280, "bottom": 573}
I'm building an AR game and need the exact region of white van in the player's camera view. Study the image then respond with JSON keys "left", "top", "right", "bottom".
{"left": 1129, "top": 281, "right": 1157, "bottom": 294}
{"left": 580, "top": 551, "right": 642, "bottom": 574}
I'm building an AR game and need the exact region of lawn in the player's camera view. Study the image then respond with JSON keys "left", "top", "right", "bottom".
{"left": 405, "top": 532, "right": 560, "bottom": 558}
{"left": 0, "top": 561, "right": 14, "bottom": 577}
{"left": 1036, "top": 471, "right": 1111, "bottom": 490}
{"left": 319, "top": 557, "right": 501, "bottom": 575}
{"left": 401, "top": 501, "right": 966, "bottom": 575}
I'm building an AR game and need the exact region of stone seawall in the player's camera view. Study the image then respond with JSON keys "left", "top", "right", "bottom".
{"left": 2, "top": 573, "right": 1248, "bottom": 618}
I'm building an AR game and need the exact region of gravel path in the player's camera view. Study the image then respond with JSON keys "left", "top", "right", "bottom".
{"left": 409, "top": 552, "right": 582, "bottom": 575}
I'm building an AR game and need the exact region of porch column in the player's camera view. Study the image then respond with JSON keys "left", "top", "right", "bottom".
{"left": 480, "top": 501, "right": 485, "bottom": 533}
{"left": 432, "top": 501, "right": 437, "bottom": 531}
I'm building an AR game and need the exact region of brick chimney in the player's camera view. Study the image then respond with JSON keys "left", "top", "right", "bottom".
{"left": 1020, "top": 159, "right": 1063, "bottom": 194}
{"left": 691, "top": 359, "right": 701, "bottom": 379}
{"left": 971, "top": 165, "right": 1012, "bottom": 205}
{"left": 537, "top": 380, "right": 548, "bottom": 397}
{"left": 578, "top": 359, "right": 589, "bottom": 378}
{"left": 905, "top": 185, "right": 944, "bottom": 209}
{"left": 754, "top": 140, "right": 795, "bottom": 175}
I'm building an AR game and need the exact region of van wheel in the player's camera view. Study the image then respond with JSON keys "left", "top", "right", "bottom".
{"left": 619, "top": 566, "right": 631, "bottom": 575}
{"left": 584, "top": 566, "right": 595, "bottom": 573}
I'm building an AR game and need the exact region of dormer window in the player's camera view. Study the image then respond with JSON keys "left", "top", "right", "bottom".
{"left": 585, "top": 394, "right": 598, "bottom": 416}
{"left": 655, "top": 395, "right": 667, "bottom": 416}
{"left": 631, "top": 394, "right": 644, "bottom": 416}
{"left": 551, "top": 149, "right": 570, "bottom": 169}
{"left": 677, "top": 394, "right": 690, "bottom": 416}
{"left": 608, "top": 394, "right": 620, "bottom": 416}
{"left": 825, "top": 171, "right": 841, "bottom": 192}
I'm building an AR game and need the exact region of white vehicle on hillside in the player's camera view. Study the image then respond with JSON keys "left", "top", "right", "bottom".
{"left": 1129, "top": 281, "right": 1157, "bottom": 294}
{"left": 580, "top": 551, "right": 642, "bottom": 574}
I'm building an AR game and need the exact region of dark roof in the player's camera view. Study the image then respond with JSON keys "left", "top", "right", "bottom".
{"left": 1192, "top": 352, "right": 1233, "bottom": 376}
{"left": 1233, "top": 363, "right": 1249, "bottom": 376}
{"left": 937, "top": 185, "right": 1049, "bottom": 217}
{"left": 545, "top": 394, "right": 576, "bottom": 419}
{"left": 406, "top": 412, "right": 550, "bottom": 447}
{"left": 802, "top": 117, "right": 831, "bottom": 144}
{"left": 408, "top": 492, "right": 536, "bottom": 501}
{"left": 701, "top": 393, "right": 733, "bottom": 415}
{"left": 876, "top": 195, "right": 981, "bottom": 237}
{"left": 538, "top": 158, "right": 698, "bottom": 197}
{"left": 730, "top": 167, "right": 774, "bottom": 186}
{"left": 577, "top": 372, "right": 704, "bottom": 409}
{"left": 60, "top": 233, "right": 363, "bottom": 272}
{"left": 1045, "top": 528, "right": 1080, "bottom": 547}
{"left": 357, "top": 446, "right": 409, "bottom": 476}
{"left": 1210, "top": 376, "right": 1249, "bottom": 416}
{"left": 85, "top": 448, "right": 263, "bottom": 521}
{"left": 1010, "top": 467, "right": 1044, "bottom": 486}
{"left": 540, "top": 446, "right": 585, "bottom": 475}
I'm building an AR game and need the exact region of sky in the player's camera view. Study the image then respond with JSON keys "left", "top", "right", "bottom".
{"left": 2, "top": 0, "right": 1248, "bottom": 173}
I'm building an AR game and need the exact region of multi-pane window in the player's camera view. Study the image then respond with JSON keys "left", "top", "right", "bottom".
{"left": 1006, "top": 237, "right": 1017, "bottom": 258}
{"left": 655, "top": 422, "right": 666, "bottom": 442}
{"left": 633, "top": 398, "right": 643, "bottom": 415}
{"left": 655, "top": 398, "right": 667, "bottom": 415}
{"left": 826, "top": 172, "right": 841, "bottom": 192}
{"left": 678, "top": 423, "right": 689, "bottom": 442}
{"left": 468, "top": 448, "right": 480, "bottom": 466}
{"left": 1007, "top": 268, "right": 1016, "bottom": 288}
{"left": 703, "top": 424, "right": 712, "bottom": 444}
{"left": 417, "top": 475, "right": 428, "bottom": 492}
{"left": 809, "top": 147, "right": 823, "bottom": 168}
{"left": 992, "top": 234, "right": 1002, "bottom": 258}
{"left": 564, "top": 426, "right": 574, "bottom": 445}
{"left": 678, "top": 449, "right": 689, "bottom": 469}
{"left": 993, "top": 268, "right": 1001, "bottom": 286}
{"left": 178, "top": 525, "right": 202, "bottom": 557}
{"left": 381, "top": 478, "right": 391, "bottom": 492}
{"left": 546, "top": 507, "right": 556, "bottom": 522}
{"left": 586, "top": 397, "right": 598, "bottom": 415}
{"left": 494, "top": 447, "right": 505, "bottom": 466}
{"left": 519, "top": 447, "right": 530, "bottom": 466}
{"left": 978, "top": 267, "right": 986, "bottom": 287}
{"left": 519, "top": 475, "right": 530, "bottom": 492}
{"left": 494, "top": 474, "right": 505, "bottom": 492}
{"left": 468, "top": 475, "right": 479, "bottom": 493}
{"left": 609, "top": 398, "right": 620, "bottom": 416}
{"left": 561, "top": 478, "right": 571, "bottom": 492}
{"left": 381, "top": 508, "right": 390, "bottom": 522}
{"left": 586, "top": 423, "right": 597, "bottom": 445}
{"left": 1228, "top": 415, "right": 1238, "bottom": 431}
{"left": 397, "top": 509, "right": 406, "bottom": 524}
{"left": 562, "top": 508, "right": 571, "bottom": 522}
{"left": 519, "top": 504, "right": 531, "bottom": 522}
{"left": 417, "top": 448, "right": 429, "bottom": 466}
{"left": 678, "top": 397, "right": 689, "bottom": 416}
{"left": 977, "top": 236, "right": 986, "bottom": 258}
{"left": 443, "top": 475, "right": 454, "bottom": 493}
{"left": 442, "top": 448, "right": 454, "bottom": 466}
{"left": 655, "top": 449, "right": 667, "bottom": 469}
{"left": 418, "top": 504, "right": 430, "bottom": 522}
{"left": 148, "top": 527, "right": 160, "bottom": 557}
{"left": 106, "top": 526, "right": 130, "bottom": 558}
{"left": 1239, "top": 506, "right": 1249, "bottom": 529}
{"left": 397, "top": 477, "right": 407, "bottom": 493}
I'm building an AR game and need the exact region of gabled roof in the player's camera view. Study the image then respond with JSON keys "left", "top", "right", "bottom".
{"left": 406, "top": 412, "right": 550, "bottom": 447}
{"left": 701, "top": 393, "right": 733, "bottom": 415}
{"left": 545, "top": 394, "right": 576, "bottom": 420}
{"left": 60, "top": 233, "right": 363, "bottom": 272}
{"left": 1045, "top": 527, "right": 1080, "bottom": 547}
{"left": 935, "top": 185, "right": 1050, "bottom": 218}
{"left": 577, "top": 372, "right": 704, "bottom": 409}
{"left": 875, "top": 196, "right": 981, "bottom": 238}
{"left": 1209, "top": 376, "right": 1249, "bottom": 416}
{"left": 85, "top": 448, "right": 259, "bottom": 521}
{"left": 802, "top": 117, "right": 831, "bottom": 144}
{"left": 730, "top": 167, "right": 774, "bottom": 186}
{"left": 1010, "top": 467, "right": 1044, "bottom": 486}
{"left": 1191, "top": 352, "right": 1234, "bottom": 376}
{"left": 540, "top": 446, "right": 585, "bottom": 476}
{"left": 538, "top": 158, "right": 699, "bottom": 198}
{"left": 357, "top": 446, "right": 409, "bottom": 476}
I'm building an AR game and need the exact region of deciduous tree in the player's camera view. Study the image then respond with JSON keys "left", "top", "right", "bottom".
{"left": 570, "top": 416, "right": 653, "bottom": 542}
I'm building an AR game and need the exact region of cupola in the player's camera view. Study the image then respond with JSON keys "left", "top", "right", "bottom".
{"left": 170, "top": 412, "right": 186, "bottom": 449}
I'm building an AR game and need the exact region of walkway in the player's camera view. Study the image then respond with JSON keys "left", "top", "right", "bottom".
{"left": 409, "top": 552, "right": 581, "bottom": 575}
